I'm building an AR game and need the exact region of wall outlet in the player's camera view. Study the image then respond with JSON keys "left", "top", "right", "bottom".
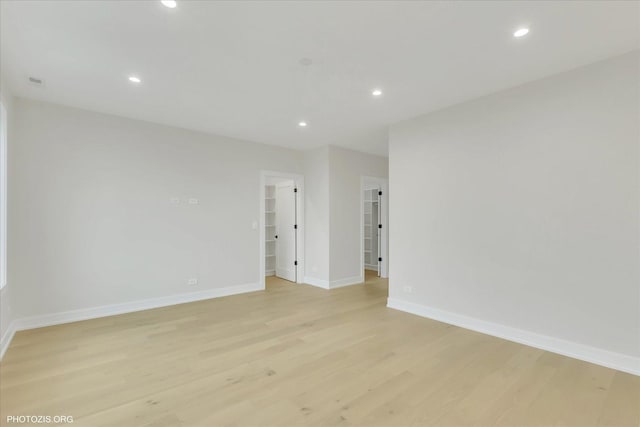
{"left": 188, "top": 278, "right": 198, "bottom": 286}
{"left": 188, "top": 198, "right": 199, "bottom": 205}
{"left": 403, "top": 286, "right": 412, "bottom": 294}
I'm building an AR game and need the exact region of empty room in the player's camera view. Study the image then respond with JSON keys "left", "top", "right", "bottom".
{"left": 0, "top": 1, "right": 638, "bottom": 426}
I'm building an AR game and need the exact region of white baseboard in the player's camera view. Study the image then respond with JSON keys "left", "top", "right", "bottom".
{"left": 304, "top": 275, "right": 364, "bottom": 290}
{"left": 303, "top": 276, "right": 330, "bottom": 289}
{"left": 387, "top": 298, "right": 640, "bottom": 377}
{"left": 0, "top": 282, "right": 262, "bottom": 360}
{"left": 330, "top": 275, "right": 364, "bottom": 289}
{"left": 0, "top": 321, "right": 17, "bottom": 360}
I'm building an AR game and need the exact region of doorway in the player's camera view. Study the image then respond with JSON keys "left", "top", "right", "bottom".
{"left": 361, "top": 176, "right": 388, "bottom": 279}
{"left": 363, "top": 186, "right": 381, "bottom": 276}
{"left": 260, "top": 171, "right": 304, "bottom": 288}
{"left": 274, "top": 180, "right": 296, "bottom": 282}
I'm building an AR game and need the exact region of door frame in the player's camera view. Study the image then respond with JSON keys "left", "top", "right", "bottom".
{"left": 360, "top": 176, "right": 388, "bottom": 279}
{"left": 259, "top": 170, "right": 305, "bottom": 289}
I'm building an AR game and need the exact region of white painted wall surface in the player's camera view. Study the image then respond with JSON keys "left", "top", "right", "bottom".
{"left": 389, "top": 52, "right": 640, "bottom": 360}
{"left": 303, "top": 147, "right": 331, "bottom": 283}
{"left": 329, "top": 146, "right": 387, "bottom": 282}
{"left": 10, "top": 99, "right": 302, "bottom": 319}
{"left": 0, "top": 81, "right": 14, "bottom": 354}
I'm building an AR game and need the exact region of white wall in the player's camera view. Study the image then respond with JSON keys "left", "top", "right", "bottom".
{"left": 303, "top": 147, "right": 331, "bottom": 283}
{"left": 302, "top": 146, "right": 388, "bottom": 288}
{"left": 389, "top": 52, "right": 640, "bottom": 369}
{"left": 329, "top": 146, "right": 387, "bottom": 282}
{"left": 0, "top": 79, "right": 14, "bottom": 354}
{"left": 10, "top": 98, "right": 302, "bottom": 319}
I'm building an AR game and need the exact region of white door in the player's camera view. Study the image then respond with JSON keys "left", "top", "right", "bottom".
{"left": 275, "top": 182, "right": 297, "bottom": 282}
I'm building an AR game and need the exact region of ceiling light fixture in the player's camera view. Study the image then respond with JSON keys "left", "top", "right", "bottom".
{"left": 298, "top": 121, "right": 308, "bottom": 127}
{"left": 513, "top": 28, "right": 529, "bottom": 38}
{"left": 128, "top": 76, "right": 142, "bottom": 83}
{"left": 161, "top": 0, "right": 177, "bottom": 8}
{"left": 372, "top": 89, "right": 383, "bottom": 97}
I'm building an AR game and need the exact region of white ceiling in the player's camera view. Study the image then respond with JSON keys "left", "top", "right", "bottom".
{"left": 1, "top": 1, "right": 638, "bottom": 156}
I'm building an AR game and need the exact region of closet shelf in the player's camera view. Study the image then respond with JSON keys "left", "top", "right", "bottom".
{"left": 363, "top": 188, "right": 380, "bottom": 268}
{"left": 265, "top": 185, "right": 277, "bottom": 270}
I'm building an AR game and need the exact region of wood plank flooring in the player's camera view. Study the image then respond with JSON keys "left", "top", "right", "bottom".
{"left": 1, "top": 271, "right": 638, "bottom": 426}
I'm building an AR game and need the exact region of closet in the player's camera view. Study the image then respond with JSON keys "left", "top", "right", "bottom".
{"left": 265, "top": 185, "right": 276, "bottom": 276}
{"left": 364, "top": 188, "right": 380, "bottom": 273}
{"left": 264, "top": 180, "right": 297, "bottom": 282}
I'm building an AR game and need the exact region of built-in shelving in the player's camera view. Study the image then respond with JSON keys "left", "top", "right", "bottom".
{"left": 364, "top": 188, "right": 379, "bottom": 271}
{"left": 265, "top": 185, "right": 276, "bottom": 276}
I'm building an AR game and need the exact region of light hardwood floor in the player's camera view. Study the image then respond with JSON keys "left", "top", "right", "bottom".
{"left": 1, "top": 271, "right": 638, "bottom": 427}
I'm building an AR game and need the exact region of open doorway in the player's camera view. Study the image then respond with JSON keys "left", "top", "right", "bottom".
{"left": 361, "top": 176, "right": 388, "bottom": 279}
{"left": 363, "top": 186, "right": 381, "bottom": 276}
{"left": 260, "top": 171, "right": 304, "bottom": 289}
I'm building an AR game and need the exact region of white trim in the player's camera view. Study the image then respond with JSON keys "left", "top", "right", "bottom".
{"left": 330, "top": 275, "right": 364, "bottom": 289}
{"left": 304, "top": 275, "right": 363, "bottom": 290}
{"left": 0, "top": 320, "right": 16, "bottom": 360}
{"left": 303, "top": 276, "right": 330, "bottom": 289}
{"left": 13, "top": 283, "right": 262, "bottom": 333}
{"left": 387, "top": 297, "right": 640, "bottom": 376}
{"left": 259, "top": 171, "right": 305, "bottom": 289}
{"left": 0, "top": 282, "right": 262, "bottom": 360}
{"left": 360, "top": 176, "right": 388, "bottom": 279}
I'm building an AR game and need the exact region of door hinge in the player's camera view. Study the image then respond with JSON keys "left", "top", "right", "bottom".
{"left": 294, "top": 188, "right": 298, "bottom": 193}
{"left": 378, "top": 191, "right": 382, "bottom": 196}
{"left": 294, "top": 260, "right": 298, "bottom": 266}
{"left": 294, "top": 224, "right": 298, "bottom": 229}
{"left": 378, "top": 224, "right": 382, "bottom": 229}
{"left": 378, "top": 257, "right": 382, "bottom": 262}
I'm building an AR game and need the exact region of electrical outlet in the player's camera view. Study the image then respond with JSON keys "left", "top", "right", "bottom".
{"left": 403, "top": 286, "right": 412, "bottom": 293}
{"left": 188, "top": 278, "right": 198, "bottom": 286}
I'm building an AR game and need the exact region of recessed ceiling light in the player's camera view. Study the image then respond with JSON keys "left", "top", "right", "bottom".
{"left": 161, "top": 0, "right": 177, "bottom": 8}
{"left": 372, "top": 89, "right": 383, "bottom": 97}
{"left": 128, "top": 76, "right": 141, "bottom": 83}
{"left": 513, "top": 28, "right": 530, "bottom": 38}
{"left": 298, "top": 121, "right": 308, "bottom": 127}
